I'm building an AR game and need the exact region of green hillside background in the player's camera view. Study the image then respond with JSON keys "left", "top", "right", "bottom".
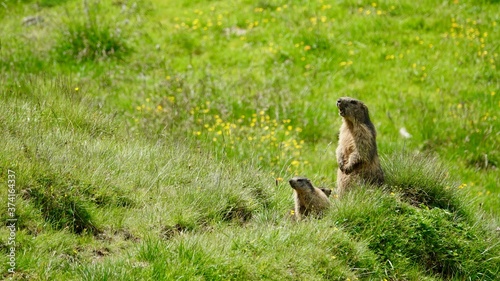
{"left": 1, "top": 0, "right": 499, "bottom": 280}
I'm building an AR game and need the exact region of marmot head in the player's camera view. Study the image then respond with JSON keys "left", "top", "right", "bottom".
{"left": 289, "top": 177, "right": 313, "bottom": 191}
{"left": 289, "top": 177, "right": 331, "bottom": 197}
{"left": 336, "top": 97, "right": 370, "bottom": 124}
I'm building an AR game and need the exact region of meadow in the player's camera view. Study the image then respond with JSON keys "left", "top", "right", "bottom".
{"left": 0, "top": 0, "right": 499, "bottom": 280}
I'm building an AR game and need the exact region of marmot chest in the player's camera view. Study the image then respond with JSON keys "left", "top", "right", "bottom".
{"left": 338, "top": 124, "right": 375, "bottom": 161}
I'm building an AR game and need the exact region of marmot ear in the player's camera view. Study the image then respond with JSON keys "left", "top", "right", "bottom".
{"left": 362, "top": 103, "right": 369, "bottom": 113}
{"left": 319, "top": 188, "right": 332, "bottom": 197}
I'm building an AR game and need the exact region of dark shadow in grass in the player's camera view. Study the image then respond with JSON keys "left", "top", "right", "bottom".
{"left": 217, "top": 194, "right": 254, "bottom": 224}
{"left": 220, "top": 205, "right": 253, "bottom": 223}
{"left": 160, "top": 224, "right": 191, "bottom": 240}
{"left": 13, "top": 0, "right": 70, "bottom": 7}
{"left": 39, "top": 0, "right": 70, "bottom": 7}
{"left": 466, "top": 154, "right": 498, "bottom": 170}
{"left": 27, "top": 176, "right": 100, "bottom": 235}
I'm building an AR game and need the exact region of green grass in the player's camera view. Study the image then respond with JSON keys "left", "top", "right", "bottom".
{"left": 0, "top": 0, "right": 499, "bottom": 280}
{"left": 54, "top": 1, "right": 130, "bottom": 63}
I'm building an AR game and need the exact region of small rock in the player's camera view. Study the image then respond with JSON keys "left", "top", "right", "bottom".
{"left": 224, "top": 27, "right": 247, "bottom": 36}
{"left": 399, "top": 127, "right": 412, "bottom": 139}
{"left": 22, "top": 16, "right": 44, "bottom": 26}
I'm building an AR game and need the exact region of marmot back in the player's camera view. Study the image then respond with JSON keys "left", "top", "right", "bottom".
{"left": 335, "top": 97, "right": 384, "bottom": 196}
{"left": 289, "top": 177, "right": 331, "bottom": 220}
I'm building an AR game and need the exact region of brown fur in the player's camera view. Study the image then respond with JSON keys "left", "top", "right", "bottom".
{"left": 289, "top": 177, "right": 331, "bottom": 220}
{"left": 336, "top": 97, "right": 384, "bottom": 196}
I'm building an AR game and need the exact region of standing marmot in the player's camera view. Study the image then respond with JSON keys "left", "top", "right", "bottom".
{"left": 336, "top": 97, "right": 384, "bottom": 196}
{"left": 289, "top": 177, "right": 331, "bottom": 220}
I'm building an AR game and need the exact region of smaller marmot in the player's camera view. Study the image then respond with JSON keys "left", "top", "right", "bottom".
{"left": 336, "top": 97, "right": 384, "bottom": 196}
{"left": 289, "top": 177, "right": 331, "bottom": 220}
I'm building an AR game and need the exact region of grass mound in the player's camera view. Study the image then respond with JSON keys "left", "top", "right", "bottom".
{"left": 333, "top": 188, "right": 500, "bottom": 280}
{"left": 382, "top": 152, "right": 466, "bottom": 215}
{"left": 330, "top": 152, "right": 500, "bottom": 279}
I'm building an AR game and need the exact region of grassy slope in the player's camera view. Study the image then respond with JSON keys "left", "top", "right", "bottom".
{"left": 1, "top": 0, "right": 499, "bottom": 280}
